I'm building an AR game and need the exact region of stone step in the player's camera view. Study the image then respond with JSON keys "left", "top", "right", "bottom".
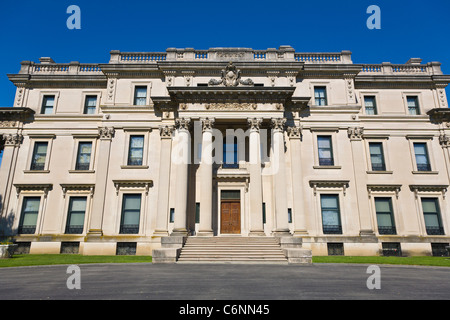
{"left": 177, "top": 236, "right": 289, "bottom": 264}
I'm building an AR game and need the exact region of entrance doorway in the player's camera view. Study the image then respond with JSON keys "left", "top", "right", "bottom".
{"left": 220, "top": 190, "right": 241, "bottom": 234}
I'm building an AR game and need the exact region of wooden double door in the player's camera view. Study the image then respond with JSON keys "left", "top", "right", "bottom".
{"left": 220, "top": 200, "right": 241, "bottom": 234}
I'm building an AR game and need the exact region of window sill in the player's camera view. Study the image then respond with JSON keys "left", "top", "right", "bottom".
{"left": 68, "top": 170, "right": 95, "bottom": 174}
{"left": 313, "top": 165, "right": 342, "bottom": 169}
{"left": 367, "top": 170, "right": 393, "bottom": 174}
{"left": 23, "top": 170, "right": 50, "bottom": 174}
{"left": 120, "top": 165, "right": 149, "bottom": 169}
{"left": 412, "top": 171, "right": 439, "bottom": 174}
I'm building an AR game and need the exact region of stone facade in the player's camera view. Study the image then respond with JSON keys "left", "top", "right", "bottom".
{"left": 0, "top": 46, "right": 450, "bottom": 257}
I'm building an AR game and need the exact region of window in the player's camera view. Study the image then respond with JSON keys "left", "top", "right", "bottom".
{"left": 30, "top": 142, "right": 48, "bottom": 170}
{"left": 195, "top": 203, "right": 200, "bottom": 224}
{"left": 116, "top": 242, "right": 137, "bottom": 255}
{"left": 413, "top": 143, "right": 431, "bottom": 171}
{"left": 128, "top": 136, "right": 144, "bottom": 166}
{"left": 327, "top": 243, "right": 344, "bottom": 256}
{"left": 369, "top": 142, "right": 386, "bottom": 171}
{"left": 314, "top": 86, "right": 327, "bottom": 106}
{"left": 223, "top": 137, "right": 238, "bottom": 168}
{"left": 431, "top": 243, "right": 449, "bottom": 257}
{"left": 75, "top": 142, "right": 92, "bottom": 170}
{"left": 375, "top": 198, "right": 396, "bottom": 235}
{"left": 134, "top": 86, "right": 147, "bottom": 105}
{"left": 288, "top": 208, "right": 292, "bottom": 223}
{"left": 41, "top": 95, "right": 55, "bottom": 114}
{"left": 407, "top": 96, "right": 420, "bottom": 115}
{"left": 120, "top": 194, "right": 141, "bottom": 234}
{"left": 84, "top": 96, "right": 97, "bottom": 114}
{"left": 262, "top": 203, "right": 266, "bottom": 224}
{"left": 320, "top": 194, "right": 342, "bottom": 234}
{"left": 317, "top": 136, "right": 334, "bottom": 166}
{"left": 364, "top": 96, "right": 377, "bottom": 115}
{"left": 65, "top": 197, "right": 87, "bottom": 234}
{"left": 18, "top": 197, "right": 40, "bottom": 234}
{"left": 421, "top": 198, "right": 444, "bottom": 235}
{"left": 382, "top": 242, "right": 401, "bottom": 257}
{"left": 60, "top": 242, "right": 80, "bottom": 254}
{"left": 170, "top": 208, "right": 175, "bottom": 223}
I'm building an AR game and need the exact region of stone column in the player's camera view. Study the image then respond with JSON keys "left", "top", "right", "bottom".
{"left": 87, "top": 127, "right": 114, "bottom": 236}
{"left": 172, "top": 118, "right": 191, "bottom": 236}
{"left": 271, "top": 118, "right": 290, "bottom": 236}
{"left": 248, "top": 118, "right": 265, "bottom": 236}
{"left": 0, "top": 134, "right": 23, "bottom": 217}
{"left": 154, "top": 125, "right": 175, "bottom": 236}
{"left": 198, "top": 118, "right": 215, "bottom": 236}
{"left": 348, "top": 127, "right": 375, "bottom": 237}
{"left": 287, "top": 125, "right": 308, "bottom": 236}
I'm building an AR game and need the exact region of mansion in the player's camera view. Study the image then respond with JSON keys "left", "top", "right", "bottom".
{"left": 0, "top": 46, "right": 450, "bottom": 261}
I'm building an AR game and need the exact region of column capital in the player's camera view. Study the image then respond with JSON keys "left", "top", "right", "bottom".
{"left": 2, "top": 133, "right": 23, "bottom": 147}
{"left": 247, "top": 118, "right": 262, "bottom": 132}
{"left": 271, "top": 118, "right": 286, "bottom": 132}
{"left": 347, "top": 126, "right": 364, "bottom": 140}
{"left": 175, "top": 118, "right": 192, "bottom": 132}
{"left": 201, "top": 117, "right": 215, "bottom": 133}
{"left": 287, "top": 125, "right": 302, "bottom": 139}
{"left": 440, "top": 133, "right": 450, "bottom": 148}
{"left": 159, "top": 124, "right": 175, "bottom": 138}
{"left": 98, "top": 127, "right": 115, "bottom": 140}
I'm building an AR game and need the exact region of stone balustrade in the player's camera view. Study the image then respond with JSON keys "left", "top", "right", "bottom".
{"left": 19, "top": 60, "right": 102, "bottom": 75}
{"left": 16, "top": 47, "right": 443, "bottom": 76}
{"left": 360, "top": 62, "right": 443, "bottom": 75}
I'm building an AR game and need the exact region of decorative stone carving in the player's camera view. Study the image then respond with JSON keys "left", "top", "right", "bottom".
{"left": 248, "top": 118, "right": 262, "bottom": 132}
{"left": 182, "top": 71, "right": 195, "bottom": 87}
{"left": 201, "top": 118, "right": 215, "bottom": 132}
{"left": 0, "top": 121, "right": 17, "bottom": 128}
{"left": 348, "top": 127, "right": 364, "bottom": 140}
{"left": 344, "top": 75, "right": 356, "bottom": 104}
{"left": 107, "top": 78, "right": 117, "bottom": 102}
{"left": 285, "top": 71, "right": 297, "bottom": 87}
{"left": 217, "top": 52, "right": 245, "bottom": 59}
{"left": 204, "top": 103, "right": 257, "bottom": 111}
{"left": 208, "top": 62, "right": 254, "bottom": 87}
{"left": 159, "top": 125, "right": 175, "bottom": 138}
{"left": 439, "top": 134, "right": 450, "bottom": 148}
{"left": 98, "top": 127, "right": 115, "bottom": 140}
{"left": 436, "top": 84, "right": 448, "bottom": 108}
{"left": 287, "top": 126, "right": 302, "bottom": 139}
{"left": 267, "top": 71, "right": 279, "bottom": 87}
{"left": 2, "top": 134, "right": 23, "bottom": 147}
{"left": 176, "top": 118, "right": 191, "bottom": 132}
{"left": 14, "top": 85, "right": 26, "bottom": 107}
{"left": 164, "top": 71, "right": 176, "bottom": 87}
{"left": 271, "top": 118, "right": 286, "bottom": 132}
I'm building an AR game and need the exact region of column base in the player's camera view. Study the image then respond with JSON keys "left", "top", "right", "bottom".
{"left": 197, "top": 230, "right": 214, "bottom": 237}
{"left": 85, "top": 229, "right": 103, "bottom": 241}
{"left": 359, "top": 230, "right": 377, "bottom": 242}
{"left": 272, "top": 230, "right": 291, "bottom": 237}
{"left": 153, "top": 230, "right": 169, "bottom": 237}
{"left": 248, "top": 230, "right": 266, "bottom": 236}
{"left": 293, "top": 229, "right": 308, "bottom": 236}
{"left": 171, "top": 229, "right": 189, "bottom": 237}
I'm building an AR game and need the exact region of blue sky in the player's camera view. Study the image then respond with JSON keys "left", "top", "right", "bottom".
{"left": 0, "top": 0, "right": 449, "bottom": 106}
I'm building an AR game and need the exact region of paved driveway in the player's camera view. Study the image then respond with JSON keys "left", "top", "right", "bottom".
{"left": 0, "top": 263, "right": 449, "bottom": 300}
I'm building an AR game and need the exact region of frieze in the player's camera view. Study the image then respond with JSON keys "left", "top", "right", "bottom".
{"left": 205, "top": 103, "right": 257, "bottom": 111}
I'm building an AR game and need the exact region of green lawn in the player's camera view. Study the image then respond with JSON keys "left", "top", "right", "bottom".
{"left": 0, "top": 255, "right": 449, "bottom": 268}
{"left": 0, "top": 254, "right": 152, "bottom": 268}
{"left": 312, "top": 256, "right": 450, "bottom": 267}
